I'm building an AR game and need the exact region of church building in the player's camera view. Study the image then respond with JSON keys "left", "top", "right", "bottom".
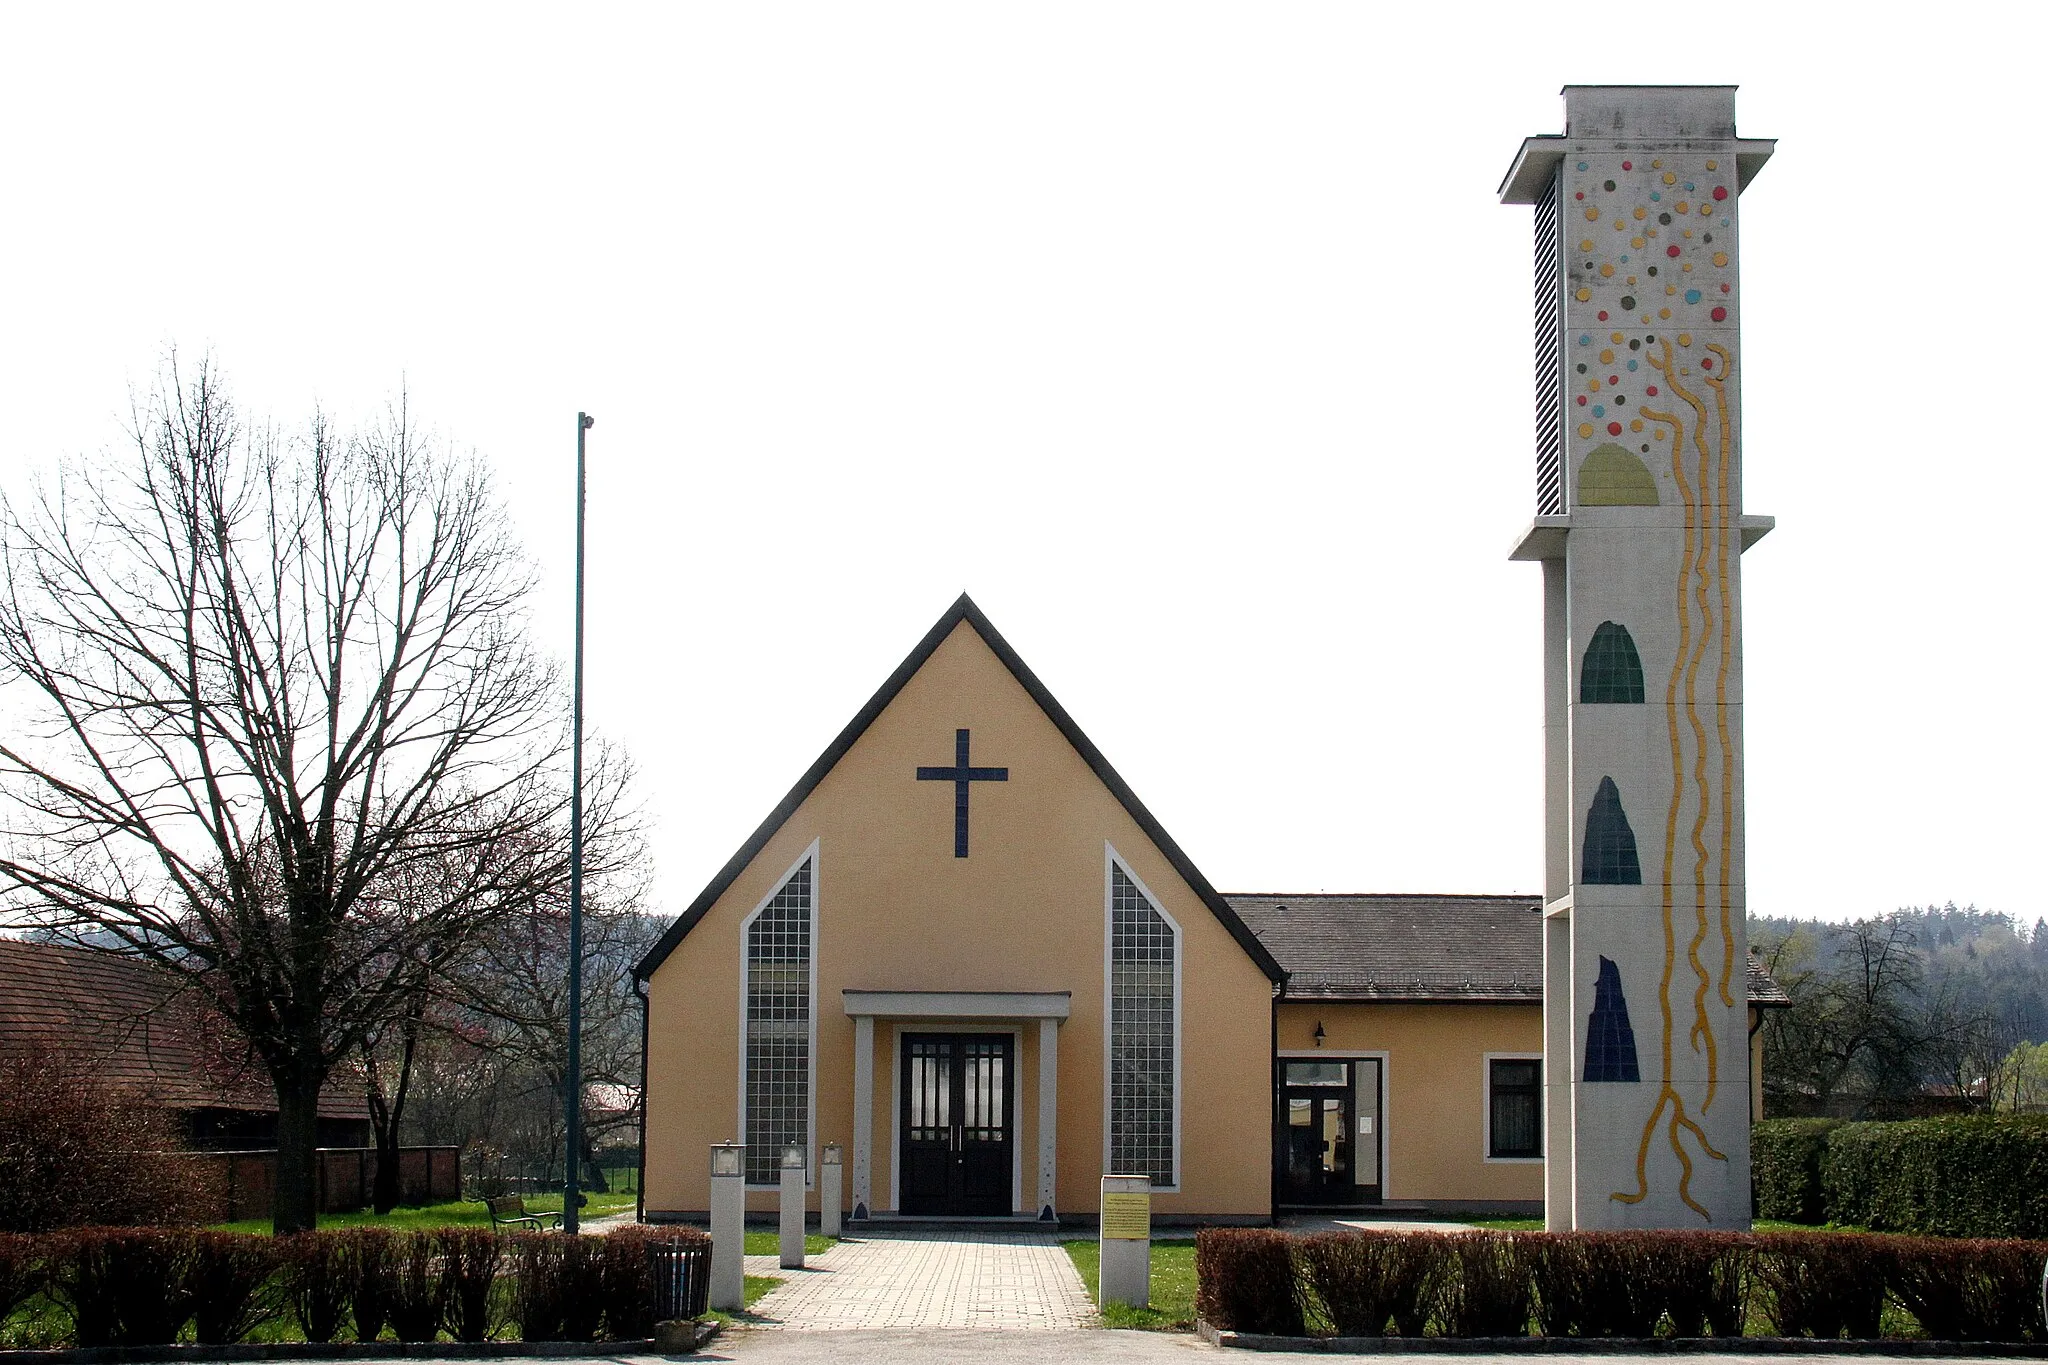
{"left": 633, "top": 595, "right": 1780, "bottom": 1223}
{"left": 635, "top": 84, "right": 1783, "bottom": 1227}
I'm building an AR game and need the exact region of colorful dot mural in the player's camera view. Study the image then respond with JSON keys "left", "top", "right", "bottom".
{"left": 1560, "top": 152, "right": 1741, "bottom": 535}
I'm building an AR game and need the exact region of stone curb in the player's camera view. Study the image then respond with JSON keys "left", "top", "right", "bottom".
{"left": 1196, "top": 1322, "right": 2048, "bottom": 1356}
{"left": 0, "top": 1322, "right": 721, "bottom": 1365}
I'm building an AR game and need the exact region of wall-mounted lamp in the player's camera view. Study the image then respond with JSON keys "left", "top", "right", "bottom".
{"left": 1313, "top": 1021, "right": 1326, "bottom": 1048}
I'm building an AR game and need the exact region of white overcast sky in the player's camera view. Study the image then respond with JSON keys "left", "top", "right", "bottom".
{"left": 2, "top": 4, "right": 2040, "bottom": 928}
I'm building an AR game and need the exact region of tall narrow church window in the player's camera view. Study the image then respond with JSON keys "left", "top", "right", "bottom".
{"left": 1580, "top": 621, "right": 1645, "bottom": 703}
{"left": 1581, "top": 776, "right": 1642, "bottom": 885}
{"left": 742, "top": 856, "right": 813, "bottom": 1185}
{"left": 1108, "top": 860, "right": 1178, "bottom": 1188}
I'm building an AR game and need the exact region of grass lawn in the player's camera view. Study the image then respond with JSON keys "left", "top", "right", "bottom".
{"left": 742, "top": 1231, "right": 836, "bottom": 1256}
{"left": 703, "top": 1274, "right": 786, "bottom": 1324}
{"left": 210, "top": 1190, "right": 638, "bottom": 1235}
{"left": 1062, "top": 1238, "right": 1197, "bottom": 1331}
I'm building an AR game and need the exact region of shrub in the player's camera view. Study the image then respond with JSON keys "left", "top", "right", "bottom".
{"left": 1540, "top": 1232, "right": 1746, "bottom": 1338}
{"left": 386, "top": 1230, "right": 445, "bottom": 1342}
{"left": 1751, "top": 1119, "right": 1842, "bottom": 1224}
{"left": 0, "top": 1045, "right": 207, "bottom": 1233}
{"left": 1658, "top": 1232, "right": 1750, "bottom": 1338}
{"left": 1753, "top": 1232, "right": 1886, "bottom": 1339}
{"left": 439, "top": 1228, "right": 502, "bottom": 1343}
{"left": 0, "top": 1232, "right": 42, "bottom": 1325}
{"left": 1194, "top": 1228, "right": 1304, "bottom": 1336}
{"left": 1295, "top": 1230, "right": 1434, "bottom": 1337}
{"left": 600, "top": 1224, "right": 696, "bottom": 1338}
{"left": 512, "top": 1232, "right": 567, "bottom": 1341}
{"left": 189, "top": 1230, "right": 280, "bottom": 1344}
{"left": 280, "top": 1231, "right": 351, "bottom": 1344}
{"left": 1882, "top": 1236, "right": 2048, "bottom": 1343}
{"left": 345, "top": 1227, "right": 397, "bottom": 1343}
{"left": 559, "top": 1233, "right": 608, "bottom": 1341}
{"left": 1823, "top": 1116, "right": 2048, "bottom": 1237}
{"left": 1433, "top": 1232, "right": 1531, "bottom": 1338}
{"left": 49, "top": 1227, "right": 197, "bottom": 1346}
{"left": 1525, "top": 1233, "right": 1674, "bottom": 1337}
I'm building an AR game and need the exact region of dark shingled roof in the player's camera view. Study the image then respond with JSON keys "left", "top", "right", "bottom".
{"left": 0, "top": 937, "right": 369, "bottom": 1119}
{"left": 1227, "top": 893, "right": 1791, "bottom": 1006}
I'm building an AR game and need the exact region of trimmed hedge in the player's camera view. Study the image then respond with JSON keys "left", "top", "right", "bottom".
{"left": 1754, "top": 1117, "right": 2048, "bottom": 1237}
{"left": 1751, "top": 1119, "right": 1842, "bottom": 1223}
{"left": 1195, "top": 1228, "right": 1303, "bottom": 1336}
{"left": 1823, "top": 1117, "right": 2048, "bottom": 1237}
{"left": 1196, "top": 1227, "right": 2048, "bottom": 1342}
{"left": 0, "top": 1225, "right": 711, "bottom": 1347}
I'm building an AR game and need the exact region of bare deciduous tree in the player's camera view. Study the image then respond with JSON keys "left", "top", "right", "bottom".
{"left": 353, "top": 743, "right": 647, "bottom": 1211}
{"left": 0, "top": 359, "right": 573, "bottom": 1231}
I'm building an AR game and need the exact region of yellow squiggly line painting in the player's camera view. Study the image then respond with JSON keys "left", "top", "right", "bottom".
{"left": 1611, "top": 335, "right": 1737, "bottom": 1220}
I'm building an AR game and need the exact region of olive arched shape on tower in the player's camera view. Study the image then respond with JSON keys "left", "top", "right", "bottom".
{"left": 1576, "top": 442, "right": 1660, "bottom": 506}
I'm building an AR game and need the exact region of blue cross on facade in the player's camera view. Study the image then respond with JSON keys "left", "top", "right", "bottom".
{"left": 915, "top": 728, "right": 1008, "bottom": 858}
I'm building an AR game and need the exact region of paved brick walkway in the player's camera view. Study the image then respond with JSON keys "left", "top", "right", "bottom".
{"left": 742, "top": 1229, "right": 1094, "bottom": 1330}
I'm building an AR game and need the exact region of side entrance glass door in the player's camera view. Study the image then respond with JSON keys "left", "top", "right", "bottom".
{"left": 1279, "top": 1058, "right": 1382, "bottom": 1207}
{"left": 899, "top": 1033, "right": 1013, "bottom": 1216}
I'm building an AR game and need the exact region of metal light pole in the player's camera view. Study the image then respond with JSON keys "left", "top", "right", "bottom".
{"left": 564, "top": 411, "right": 593, "bottom": 1234}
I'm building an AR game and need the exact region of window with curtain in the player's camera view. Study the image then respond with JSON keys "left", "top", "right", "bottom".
{"left": 1489, "top": 1058, "right": 1542, "bottom": 1159}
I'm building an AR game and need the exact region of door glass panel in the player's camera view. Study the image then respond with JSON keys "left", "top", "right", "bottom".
{"left": 1288, "top": 1096, "right": 1311, "bottom": 1125}
{"left": 910, "top": 1047, "right": 949, "bottom": 1138}
{"left": 1285, "top": 1062, "right": 1348, "bottom": 1086}
{"left": 1355, "top": 1058, "right": 1381, "bottom": 1186}
{"left": 1320, "top": 1100, "right": 1343, "bottom": 1173}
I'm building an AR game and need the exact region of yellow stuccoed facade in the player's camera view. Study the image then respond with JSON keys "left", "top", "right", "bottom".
{"left": 639, "top": 598, "right": 1778, "bottom": 1223}
{"left": 1277, "top": 1002, "right": 1545, "bottom": 1205}
{"left": 641, "top": 612, "right": 1277, "bottom": 1220}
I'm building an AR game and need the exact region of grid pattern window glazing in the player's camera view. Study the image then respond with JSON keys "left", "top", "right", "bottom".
{"left": 1581, "top": 776, "right": 1642, "bottom": 886}
{"left": 1109, "top": 865, "right": 1176, "bottom": 1188}
{"left": 1581, "top": 621, "right": 1646, "bottom": 703}
{"left": 744, "top": 859, "right": 812, "bottom": 1184}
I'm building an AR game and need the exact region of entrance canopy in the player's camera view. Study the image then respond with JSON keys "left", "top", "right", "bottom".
{"left": 842, "top": 989, "right": 1070, "bottom": 1021}
{"left": 841, "top": 989, "right": 1068, "bottom": 1222}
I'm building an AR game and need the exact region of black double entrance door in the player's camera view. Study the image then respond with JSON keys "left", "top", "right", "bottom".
{"left": 899, "top": 1033, "right": 1014, "bottom": 1216}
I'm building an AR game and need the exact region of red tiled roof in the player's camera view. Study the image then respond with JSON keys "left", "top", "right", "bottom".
{"left": 0, "top": 937, "right": 368, "bottom": 1120}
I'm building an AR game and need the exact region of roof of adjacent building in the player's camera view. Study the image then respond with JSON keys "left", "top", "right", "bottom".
{"left": 1227, "top": 893, "right": 1791, "bottom": 1006}
{"left": 0, "top": 937, "right": 369, "bottom": 1119}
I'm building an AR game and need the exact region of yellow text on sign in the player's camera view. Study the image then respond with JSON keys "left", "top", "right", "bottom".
{"left": 1101, "top": 1192, "right": 1151, "bottom": 1240}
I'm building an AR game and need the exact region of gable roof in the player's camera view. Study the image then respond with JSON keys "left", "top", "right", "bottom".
{"left": 0, "top": 937, "right": 369, "bottom": 1119}
{"left": 1229, "top": 892, "right": 1792, "bottom": 1006}
{"left": 636, "top": 594, "right": 1286, "bottom": 984}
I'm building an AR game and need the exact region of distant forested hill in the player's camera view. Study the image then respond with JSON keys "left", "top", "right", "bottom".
{"left": 1749, "top": 906, "right": 2048, "bottom": 1118}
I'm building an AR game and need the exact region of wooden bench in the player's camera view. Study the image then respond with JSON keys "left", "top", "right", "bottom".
{"left": 484, "top": 1194, "right": 562, "bottom": 1232}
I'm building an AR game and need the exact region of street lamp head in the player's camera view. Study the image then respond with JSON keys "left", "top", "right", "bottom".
{"left": 580, "top": 414, "right": 595, "bottom": 430}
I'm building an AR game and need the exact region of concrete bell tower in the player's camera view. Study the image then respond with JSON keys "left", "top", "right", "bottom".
{"left": 1501, "top": 87, "right": 1775, "bottom": 1229}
